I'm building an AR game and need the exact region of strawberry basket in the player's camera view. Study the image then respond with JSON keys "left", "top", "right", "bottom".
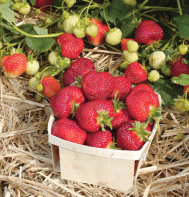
{"left": 47, "top": 94, "right": 161, "bottom": 192}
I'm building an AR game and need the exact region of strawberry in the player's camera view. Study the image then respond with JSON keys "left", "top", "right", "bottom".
{"left": 149, "top": 51, "right": 166, "bottom": 69}
{"left": 170, "top": 54, "right": 183, "bottom": 66}
{"left": 18, "top": 2, "right": 31, "bottom": 15}
{"left": 121, "top": 38, "right": 135, "bottom": 51}
{"left": 86, "top": 24, "right": 97, "bottom": 37}
{"left": 86, "top": 19, "right": 109, "bottom": 46}
{"left": 63, "top": 14, "right": 79, "bottom": 34}
{"left": 123, "top": 0, "right": 137, "bottom": 6}
{"left": 28, "top": 77, "right": 40, "bottom": 91}
{"left": 134, "top": 20, "right": 164, "bottom": 45}
{"left": 81, "top": 70, "right": 115, "bottom": 100}
{"left": 123, "top": 50, "right": 138, "bottom": 63}
{"left": 127, "top": 40, "right": 139, "bottom": 52}
{"left": 130, "top": 83, "right": 154, "bottom": 96}
{"left": 57, "top": 33, "right": 84, "bottom": 60}
{"left": 105, "top": 28, "right": 122, "bottom": 45}
{"left": 76, "top": 99, "right": 114, "bottom": 132}
{"left": 171, "top": 62, "right": 189, "bottom": 77}
{"left": 124, "top": 62, "right": 147, "bottom": 84}
{"left": 50, "top": 85, "right": 85, "bottom": 119}
{"left": 52, "top": 118, "right": 87, "bottom": 145}
{"left": 110, "top": 96, "right": 131, "bottom": 129}
{"left": 36, "top": 76, "right": 61, "bottom": 99}
{"left": 85, "top": 129, "right": 113, "bottom": 148}
{"left": 73, "top": 25, "right": 86, "bottom": 38}
{"left": 64, "top": 0, "right": 76, "bottom": 8}
{"left": 161, "top": 63, "right": 171, "bottom": 76}
{"left": 62, "top": 57, "right": 95, "bottom": 86}
{"left": 178, "top": 44, "right": 188, "bottom": 55}
{"left": 1, "top": 53, "right": 27, "bottom": 78}
{"left": 116, "top": 120, "right": 151, "bottom": 150}
{"left": 25, "top": 59, "right": 40, "bottom": 75}
{"left": 126, "top": 90, "right": 160, "bottom": 121}
{"left": 148, "top": 70, "right": 160, "bottom": 83}
{"left": 34, "top": 0, "right": 54, "bottom": 11}
{"left": 109, "top": 76, "right": 131, "bottom": 101}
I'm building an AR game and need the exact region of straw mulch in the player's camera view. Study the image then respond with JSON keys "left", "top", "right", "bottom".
{"left": 0, "top": 8, "right": 189, "bottom": 197}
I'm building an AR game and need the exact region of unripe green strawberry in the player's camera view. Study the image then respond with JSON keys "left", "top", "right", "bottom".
{"left": 86, "top": 24, "right": 97, "bottom": 37}
{"left": 57, "top": 21, "right": 64, "bottom": 31}
{"left": 161, "top": 63, "right": 171, "bottom": 76}
{"left": 28, "top": 77, "right": 40, "bottom": 90}
{"left": 48, "top": 51, "right": 59, "bottom": 66}
{"left": 123, "top": 0, "right": 137, "bottom": 6}
{"left": 174, "top": 98, "right": 189, "bottom": 113}
{"left": 14, "top": 0, "right": 22, "bottom": 2}
{"left": 73, "top": 25, "right": 86, "bottom": 38}
{"left": 123, "top": 50, "right": 138, "bottom": 63}
{"left": 0, "top": 0, "right": 6, "bottom": 4}
{"left": 25, "top": 59, "right": 40, "bottom": 75}
{"left": 120, "top": 61, "right": 130, "bottom": 69}
{"left": 12, "top": 2, "right": 22, "bottom": 11}
{"left": 178, "top": 44, "right": 188, "bottom": 55}
{"left": 18, "top": 2, "right": 31, "bottom": 15}
{"left": 65, "top": 0, "right": 76, "bottom": 8}
{"left": 35, "top": 93, "right": 43, "bottom": 102}
{"left": 147, "top": 70, "right": 160, "bottom": 83}
{"left": 63, "top": 15, "right": 79, "bottom": 34}
{"left": 127, "top": 40, "right": 139, "bottom": 52}
{"left": 45, "top": 17, "right": 53, "bottom": 26}
{"left": 149, "top": 51, "right": 166, "bottom": 69}
{"left": 105, "top": 28, "right": 122, "bottom": 45}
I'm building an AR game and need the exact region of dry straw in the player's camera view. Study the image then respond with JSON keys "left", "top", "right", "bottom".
{"left": 0, "top": 7, "right": 188, "bottom": 197}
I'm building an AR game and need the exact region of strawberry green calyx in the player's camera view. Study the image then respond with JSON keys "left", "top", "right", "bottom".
{"left": 56, "top": 56, "right": 71, "bottom": 70}
{"left": 97, "top": 110, "right": 114, "bottom": 131}
{"left": 71, "top": 99, "right": 79, "bottom": 119}
{"left": 129, "top": 121, "right": 151, "bottom": 142}
{"left": 80, "top": 17, "right": 90, "bottom": 26}
{"left": 161, "top": 63, "right": 171, "bottom": 76}
{"left": 112, "top": 91, "right": 126, "bottom": 113}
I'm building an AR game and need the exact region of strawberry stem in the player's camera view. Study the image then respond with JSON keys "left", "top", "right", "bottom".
{"left": 177, "top": 0, "right": 183, "bottom": 15}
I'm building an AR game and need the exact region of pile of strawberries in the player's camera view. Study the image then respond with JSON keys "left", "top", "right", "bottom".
{"left": 50, "top": 32, "right": 161, "bottom": 151}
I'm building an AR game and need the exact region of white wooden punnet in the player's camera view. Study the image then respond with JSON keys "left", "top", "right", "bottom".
{"left": 48, "top": 110, "right": 159, "bottom": 191}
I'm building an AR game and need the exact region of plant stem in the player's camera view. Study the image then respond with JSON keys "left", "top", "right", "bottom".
{"left": 177, "top": 0, "right": 183, "bottom": 15}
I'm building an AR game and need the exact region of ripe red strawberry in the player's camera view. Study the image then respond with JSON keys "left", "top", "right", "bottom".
{"left": 57, "top": 33, "right": 84, "bottom": 60}
{"left": 52, "top": 118, "right": 87, "bottom": 145}
{"left": 86, "top": 19, "right": 109, "bottom": 46}
{"left": 171, "top": 62, "right": 189, "bottom": 77}
{"left": 124, "top": 62, "right": 147, "bottom": 84}
{"left": 130, "top": 83, "right": 154, "bottom": 96}
{"left": 40, "top": 76, "right": 61, "bottom": 98}
{"left": 85, "top": 129, "right": 113, "bottom": 148}
{"left": 1, "top": 53, "right": 27, "bottom": 78}
{"left": 126, "top": 90, "right": 159, "bottom": 121}
{"left": 50, "top": 85, "right": 85, "bottom": 119}
{"left": 170, "top": 54, "right": 183, "bottom": 65}
{"left": 134, "top": 20, "right": 164, "bottom": 45}
{"left": 35, "top": 0, "right": 54, "bottom": 11}
{"left": 121, "top": 38, "right": 135, "bottom": 51}
{"left": 76, "top": 99, "right": 114, "bottom": 132}
{"left": 116, "top": 120, "right": 151, "bottom": 150}
{"left": 110, "top": 76, "right": 131, "bottom": 101}
{"left": 81, "top": 70, "right": 115, "bottom": 100}
{"left": 62, "top": 57, "right": 95, "bottom": 86}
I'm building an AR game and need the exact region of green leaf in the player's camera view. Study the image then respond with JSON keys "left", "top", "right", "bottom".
{"left": 29, "top": 0, "right": 36, "bottom": 6}
{"left": 107, "top": 0, "right": 130, "bottom": 20}
{"left": 173, "top": 14, "right": 189, "bottom": 38}
{"left": 171, "top": 74, "right": 189, "bottom": 86}
{"left": 0, "top": 0, "right": 14, "bottom": 23}
{"left": 25, "top": 37, "right": 55, "bottom": 52}
{"left": 34, "top": 26, "right": 48, "bottom": 35}
{"left": 154, "top": 79, "right": 183, "bottom": 106}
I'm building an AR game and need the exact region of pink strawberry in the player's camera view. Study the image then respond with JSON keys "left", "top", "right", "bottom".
{"left": 116, "top": 120, "right": 151, "bottom": 150}
{"left": 171, "top": 62, "right": 189, "bottom": 77}
{"left": 126, "top": 90, "right": 159, "bottom": 121}
{"left": 35, "top": 0, "right": 54, "bottom": 11}
{"left": 62, "top": 57, "right": 95, "bottom": 86}
{"left": 124, "top": 62, "right": 147, "bottom": 84}
{"left": 1, "top": 53, "right": 27, "bottom": 78}
{"left": 134, "top": 20, "right": 164, "bottom": 45}
{"left": 50, "top": 85, "right": 85, "bottom": 119}
{"left": 86, "top": 19, "right": 109, "bottom": 46}
{"left": 85, "top": 129, "right": 113, "bottom": 148}
{"left": 81, "top": 70, "right": 115, "bottom": 100}
{"left": 52, "top": 118, "right": 87, "bottom": 145}
{"left": 110, "top": 76, "right": 131, "bottom": 101}
{"left": 76, "top": 99, "right": 114, "bottom": 132}
{"left": 57, "top": 33, "right": 84, "bottom": 60}
{"left": 130, "top": 83, "right": 154, "bottom": 96}
{"left": 40, "top": 76, "right": 61, "bottom": 98}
